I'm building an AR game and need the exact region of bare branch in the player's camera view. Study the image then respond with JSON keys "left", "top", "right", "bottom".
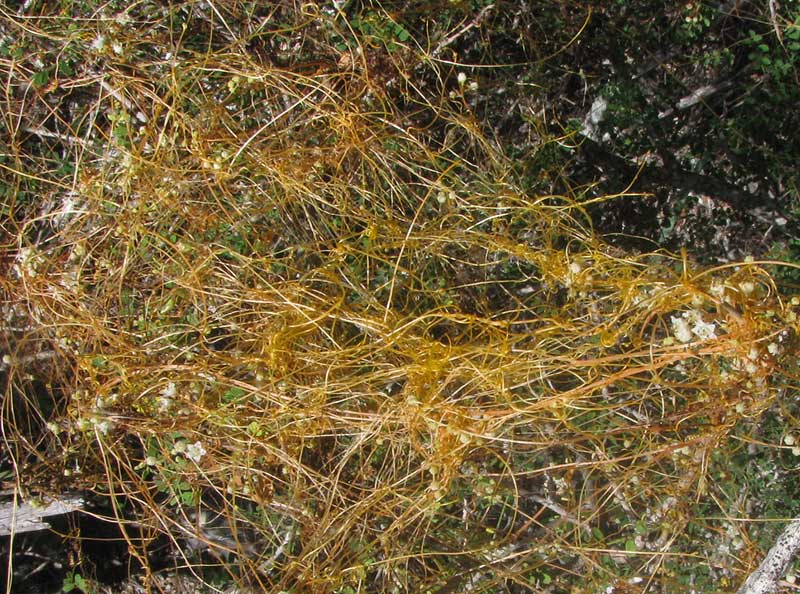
{"left": 0, "top": 492, "right": 83, "bottom": 537}
{"left": 736, "top": 519, "right": 800, "bottom": 594}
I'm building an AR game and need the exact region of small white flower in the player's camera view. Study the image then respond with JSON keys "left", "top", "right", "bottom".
{"left": 91, "top": 35, "right": 106, "bottom": 51}
{"left": 784, "top": 434, "right": 796, "bottom": 446}
{"left": 691, "top": 318, "right": 716, "bottom": 340}
{"left": 13, "top": 246, "right": 44, "bottom": 278}
{"left": 569, "top": 261, "right": 582, "bottom": 275}
{"left": 767, "top": 343, "right": 779, "bottom": 355}
{"left": 671, "top": 315, "right": 693, "bottom": 343}
{"left": 145, "top": 456, "right": 159, "bottom": 466}
{"left": 94, "top": 419, "right": 112, "bottom": 435}
{"left": 112, "top": 42, "right": 124, "bottom": 55}
{"left": 739, "top": 281, "right": 755, "bottom": 295}
{"left": 185, "top": 441, "right": 206, "bottom": 463}
{"left": 457, "top": 72, "right": 467, "bottom": 85}
{"left": 159, "top": 382, "right": 176, "bottom": 411}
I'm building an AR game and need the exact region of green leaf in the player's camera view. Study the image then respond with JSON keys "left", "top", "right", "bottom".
{"left": 113, "top": 122, "right": 128, "bottom": 142}
{"left": 158, "top": 297, "right": 175, "bottom": 315}
{"left": 625, "top": 539, "right": 637, "bottom": 552}
{"left": 180, "top": 488, "right": 197, "bottom": 506}
{"left": 32, "top": 69, "right": 51, "bottom": 87}
{"left": 91, "top": 356, "right": 108, "bottom": 369}
{"left": 222, "top": 386, "right": 247, "bottom": 403}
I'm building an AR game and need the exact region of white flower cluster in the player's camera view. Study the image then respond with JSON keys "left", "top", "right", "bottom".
{"left": 159, "top": 382, "right": 176, "bottom": 412}
{"left": 185, "top": 441, "right": 207, "bottom": 463}
{"left": 563, "top": 260, "right": 583, "bottom": 288}
{"left": 449, "top": 71, "right": 478, "bottom": 98}
{"left": 75, "top": 415, "right": 113, "bottom": 435}
{"left": 172, "top": 439, "right": 207, "bottom": 463}
{"left": 12, "top": 246, "right": 45, "bottom": 279}
{"left": 669, "top": 311, "right": 717, "bottom": 344}
{"left": 784, "top": 434, "right": 800, "bottom": 457}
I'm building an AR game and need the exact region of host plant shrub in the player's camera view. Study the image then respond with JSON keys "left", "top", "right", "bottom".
{"left": 1, "top": 2, "right": 798, "bottom": 593}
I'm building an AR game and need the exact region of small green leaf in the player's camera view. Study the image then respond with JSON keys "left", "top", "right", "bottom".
{"left": 59, "top": 60, "right": 74, "bottom": 77}
{"left": 91, "top": 356, "right": 108, "bottom": 369}
{"left": 32, "top": 69, "right": 51, "bottom": 87}
{"left": 625, "top": 539, "right": 637, "bottom": 552}
{"left": 222, "top": 386, "right": 247, "bottom": 403}
{"left": 180, "top": 488, "right": 197, "bottom": 505}
{"left": 159, "top": 298, "right": 175, "bottom": 315}
{"left": 113, "top": 122, "right": 128, "bottom": 142}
